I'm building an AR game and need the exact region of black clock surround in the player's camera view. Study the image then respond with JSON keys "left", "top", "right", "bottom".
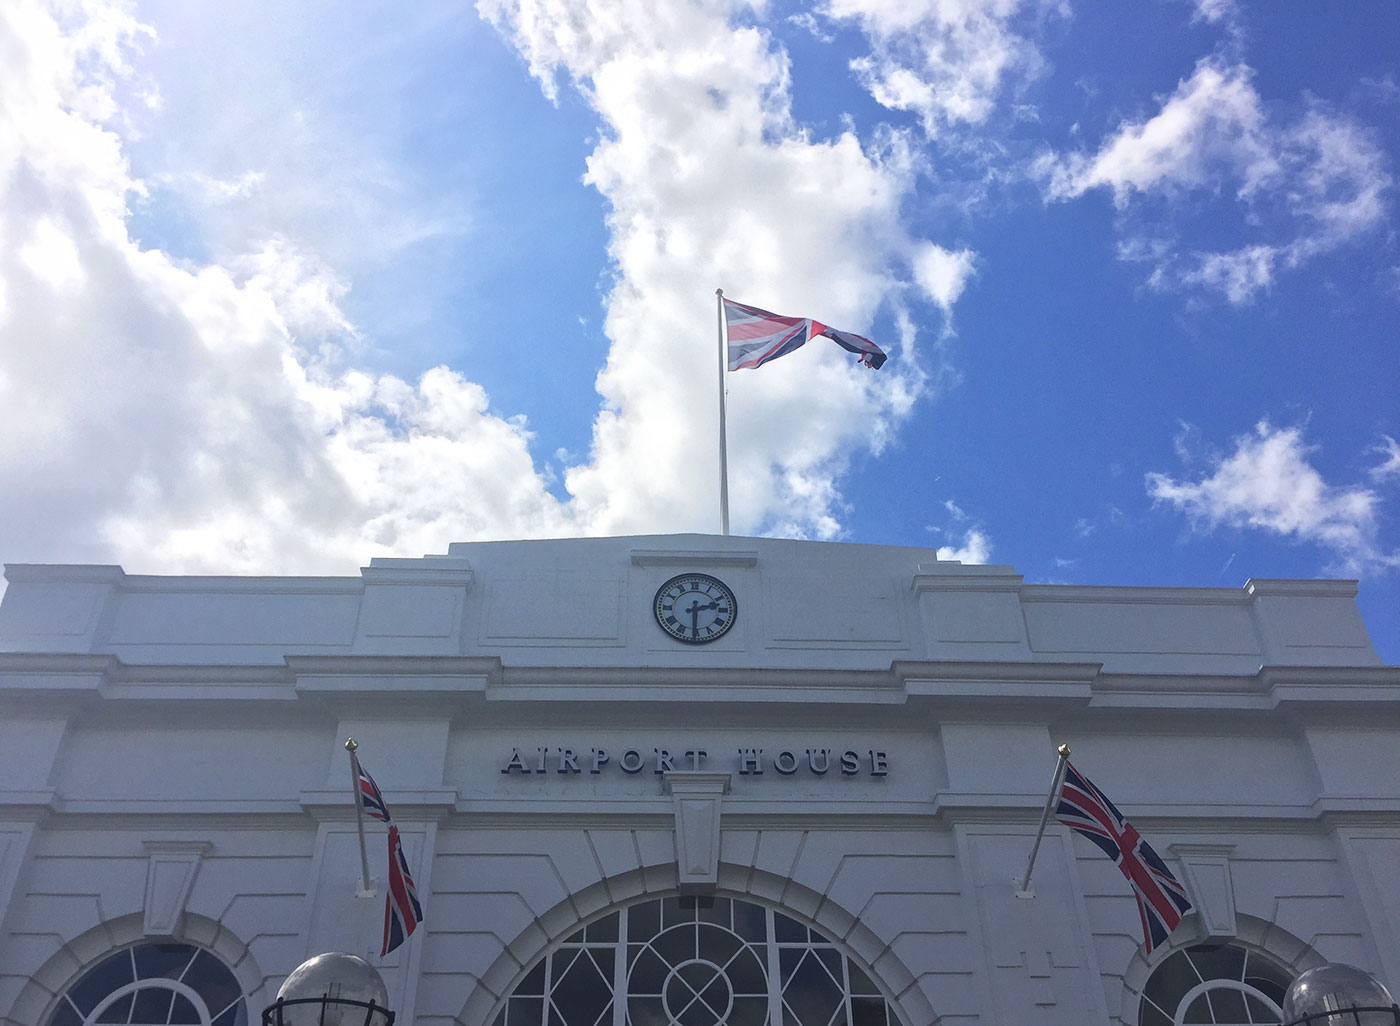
{"left": 652, "top": 572, "right": 737, "bottom": 644}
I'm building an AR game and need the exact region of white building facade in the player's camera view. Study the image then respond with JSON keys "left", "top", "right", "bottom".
{"left": 0, "top": 534, "right": 1397, "bottom": 1026}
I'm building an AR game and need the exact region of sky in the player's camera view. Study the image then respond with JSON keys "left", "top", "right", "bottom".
{"left": 1, "top": 0, "right": 1397, "bottom": 662}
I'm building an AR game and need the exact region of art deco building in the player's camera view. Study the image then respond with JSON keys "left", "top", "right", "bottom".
{"left": 0, "top": 534, "right": 1396, "bottom": 1026}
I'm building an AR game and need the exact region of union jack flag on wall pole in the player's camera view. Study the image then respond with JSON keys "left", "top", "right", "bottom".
{"left": 345, "top": 740, "right": 424, "bottom": 956}
{"left": 1055, "top": 761, "right": 1195, "bottom": 952}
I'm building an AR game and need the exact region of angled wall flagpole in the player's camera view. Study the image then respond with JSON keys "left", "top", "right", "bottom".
{"left": 345, "top": 738, "right": 375, "bottom": 895}
{"left": 716, "top": 288, "right": 730, "bottom": 536}
{"left": 1017, "top": 743, "right": 1071, "bottom": 897}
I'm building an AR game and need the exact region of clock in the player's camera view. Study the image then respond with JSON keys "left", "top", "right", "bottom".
{"left": 653, "top": 573, "right": 737, "bottom": 644}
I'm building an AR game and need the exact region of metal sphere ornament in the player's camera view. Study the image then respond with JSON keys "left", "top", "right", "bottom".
{"left": 263, "top": 952, "right": 393, "bottom": 1026}
{"left": 1282, "top": 963, "right": 1398, "bottom": 1026}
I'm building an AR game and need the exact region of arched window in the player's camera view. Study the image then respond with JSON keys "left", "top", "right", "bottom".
{"left": 1139, "top": 944, "right": 1293, "bottom": 1026}
{"left": 493, "top": 895, "right": 902, "bottom": 1026}
{"left": 46, "top": 943, "right": 248, "bottom": 1026}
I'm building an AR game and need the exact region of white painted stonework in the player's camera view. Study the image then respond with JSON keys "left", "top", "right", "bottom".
{"left": 0, "top": 534, "right": 1396, "bottom": 1026}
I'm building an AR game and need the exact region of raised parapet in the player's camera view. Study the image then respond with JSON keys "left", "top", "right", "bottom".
{"left": 352, "top": 554, "right": 474, "bottom": 654}
{"left": 911, "top": 560, "right": 1033, "bottom": 661}
{"left": 1246, "top": 578, "right": 1380, "bottom": 666}
{"left": 0, "top": 564, "right": 126, "bottom": 653}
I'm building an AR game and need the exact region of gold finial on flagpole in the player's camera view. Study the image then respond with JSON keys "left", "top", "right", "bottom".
{"left": 1057, "top": 743, "right": 1070, "bottom": 758}
{"left": 345, "top": 737, "right": 358, "bottom": 752}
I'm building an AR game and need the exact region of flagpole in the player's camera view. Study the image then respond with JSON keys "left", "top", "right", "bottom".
{"left": 1017, "top": 743, "right": 1071, "bottom": 896}
{"left": 345, "top": 738, "right": 374, "bottom": 895}
{"left": 716, "top": 288, "right": 730, "bottom": 536}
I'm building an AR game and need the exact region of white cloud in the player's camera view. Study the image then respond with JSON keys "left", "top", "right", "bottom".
{"left": 1037, "top": 59, "right": 1393, "bottom": 304}
{"left": 1146, "top": 421, "right": 1400, "bottom": 575}
{"left": 936, "top": 527, "right": 992, "bottom": 563}
{"left": 1038, "top": 61, "right": 1274, "bottom": 205}
{"left": 479, "top": 0, "right": 956, "bottom": 537}
{"left": 1171, "top": 244, "right": 1277, "bottom": 304}
{"left": 1189, "top": 0, "right": 1237, "bottom": 24}
{"left": 911, "top": 242, "right": 976, "bottom": 314}
{"left": 1370, "top": 435, "right": 1400, "bottom": 483}
{"left": 823, "top": 0, "right": 1055, "bottom": 138}
{"left": 0, "top": 0, "right": 571, "bottom": 574}
{"left": 0, "top": 0, "right": 968, "bottom": 576}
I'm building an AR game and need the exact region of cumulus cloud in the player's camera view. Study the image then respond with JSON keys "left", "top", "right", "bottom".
{"left": 0, "top": 0, "right": 973, "bottom": 576}
{"left": 479, "top": 0, "right": 957, "bottom": 537}
{"left": 1036, "top": 59, "right": 1392, "bottom": 303}
{"left": 1146, "top": 422, "right": 1400, "bottom": 575}
{"left": 823, "top": 0, "right": 1055, "bottom": 139}
{"left": 936, "top": 527, "right": 992, "bottom": 563}
{"left": 911, "top": 242, "right": 976, "bottom": 315}
{"left": 0, "top": 0, "right": 570, "bottom": 574}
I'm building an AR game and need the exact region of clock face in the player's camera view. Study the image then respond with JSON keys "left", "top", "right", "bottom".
{"left": 653, "top": 573, "right": 738, "bottom": 644}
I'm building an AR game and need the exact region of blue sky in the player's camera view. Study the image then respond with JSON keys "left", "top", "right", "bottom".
{"left": 1, "top": 0, "right": 1397, "bottom": 660}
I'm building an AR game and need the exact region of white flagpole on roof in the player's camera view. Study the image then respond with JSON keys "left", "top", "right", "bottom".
{"left": 1017, "top": 743, "right": 1071, "bottom": 897}
{"left": 716, "top": 288, "right": 730, "bottom": 536}
{"left": 345, "top": 738, "right": 375, "bottom": 895}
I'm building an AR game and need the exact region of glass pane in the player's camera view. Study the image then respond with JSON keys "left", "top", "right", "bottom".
{"left": 626, "top": 995, "right": 665, "bottom": 1026}
{"left": 1182, "top": 993, "right": 1213, "bottom": 1024}
{"left": 186, "top": 952, "right": 241, "bottom": 1019}
{"left": 169, "top": 995, "right": 201, "bottom": 1025}
{"left": 1246, "top": 993, "right": 1281, "bottom": 1024}
{"left": 660, "top": 897, "right": 687, "bottom": 929}
{"left": 1243, "top": 953, "right": 1291, "bottom": 1005}
{"left": 588, "top": 913, "right": 619, "bottom": 943}
{"left": 651, "top": 926, "right": 696, "bottom": 967}
{"left": 1188, "top": 947, "right": 1246, "bottom": 986}
{"left": 550, "top": 948, "right": 611, "bottom": 1026}
{"left": 852, "top": 996, "right": 888, "bottom": 1026}
{"left": 782, "top": 950, "right": 843, "bottom": 1026}
{"left": 628, "top": 947, "right": 671, "bottom": 997}
{"left": 134, "top": 946, "right": 197, "bottom": 983}
{"left": 729, "top": 996, "right": 767, "bottom": 1026}
{"left": 70, "top": 953, "right": 136, "bottom": 1014}
{"left": 1138, "top": 998, "right": 1172, "bottom": 1026}
{"left": 210, "top": 1003, "right": 245, "bottom": 1026}
{"left": 847, "top": 963, "right": 878, "bottom": 997}
{"left": 508, "top": 997, "right": 543, "bottom": 1026}
{"left": 695, "top": 898, "right": 730, "bottom": 929}
{"left": 723, "top": 948, "right": 767, "bottom": 997}
{"left": 774, "top": 914, "right": 807, "bottom": 944}
{"left": 629, "top": 901, "right": 659, "bottom": 942}
{"left": 1143, "top": 953, "right": 1198, "bottom": 1015}
{"left": 732, "top": 902, "right": 767, "bottom": 943}
{"left": 563, "top": 926, "right": 587, "bottom": 945}
{"left": 1209, "top": 986, "right": 1249, "bottom": 1023}
{"left": 131, "top": 986, "right": 175, "bottom": 1026}
{"left": 518, "top": 960, "right": 547, "bottom": 996}
{"left": 96, "top": 994, "right": 134, "bottom": 1024}
{"left": 48, "top": 1000, "right": 83, "bottom": 1026}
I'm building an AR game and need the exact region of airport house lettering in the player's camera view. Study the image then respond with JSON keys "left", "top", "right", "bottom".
{"left": 500, "top": 745, "right": 890, "bottom": 776}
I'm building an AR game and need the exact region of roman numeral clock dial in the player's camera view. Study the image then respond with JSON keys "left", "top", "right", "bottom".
{"left": 653, "top": 573, "right": 737, "bottom": 644}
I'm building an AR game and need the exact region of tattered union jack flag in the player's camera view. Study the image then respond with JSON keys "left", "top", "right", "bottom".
{"left": 354, "top": 761, "right": 423, "bottom": 955}
{"left": 1055, "top": 762, "right": 1194, "bottom": 952}
{"left": 723, "top": 298, "right": 887, "bottom": 371}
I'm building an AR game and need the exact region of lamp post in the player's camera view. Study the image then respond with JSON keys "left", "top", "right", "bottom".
{"left": 262, "top": 953, "right": 395, "bottom": 1026}
{"left": 1282, "top": 963, "right": 1398, "bottom": 1026}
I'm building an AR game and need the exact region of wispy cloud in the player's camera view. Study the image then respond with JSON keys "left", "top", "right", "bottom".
{"left": 824, "top": 0, "right": 1059, "bottom": 139}
{"left": 1035, "top": 58, "right": 1392, "bottom": 303}
{"left": 1370, "top": 435, "right": 1400, "bottom": 483}
{"left": 1146, "top": 421, "right": 1400, "bottom": 575}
